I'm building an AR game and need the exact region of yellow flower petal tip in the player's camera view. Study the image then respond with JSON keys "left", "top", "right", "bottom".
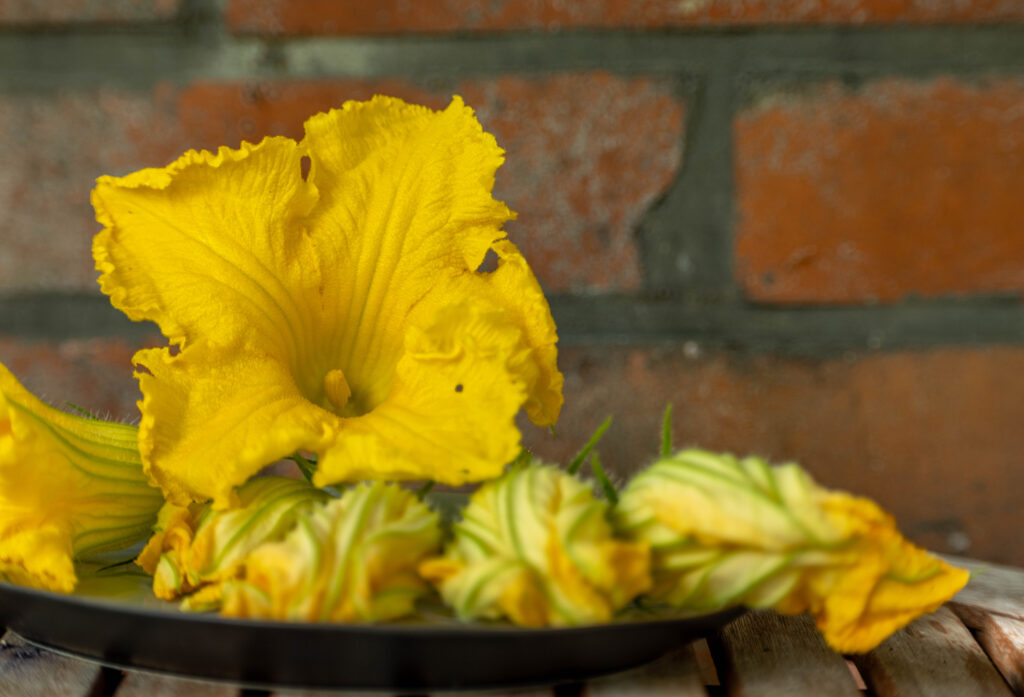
{"left": 221, "top": 482, "right": 442, "bottom": 622}
{"left": 616, "top": 449, "right": 969, "bottom": 653}
{"left": 0, "top": 361, "right": 162, "bottom": 593}
{"left": 421, "top": 461, "right": 651, "bottom": 627}
{"left": 92, "top": 95, "right": 562, "bottom": 506}
{"left": 136, "top": 476, "right": 329, "bottom": 603}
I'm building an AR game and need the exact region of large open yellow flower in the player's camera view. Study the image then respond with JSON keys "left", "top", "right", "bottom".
{"left": 92, "top": 96, "right": 563, "bottom": 508}
{"left": 0, "top": 362, "right": 162, "bottom": 592}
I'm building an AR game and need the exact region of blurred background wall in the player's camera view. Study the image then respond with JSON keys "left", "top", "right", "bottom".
{"left": 1, "top": 1, "right": 1023, "bottom": 565}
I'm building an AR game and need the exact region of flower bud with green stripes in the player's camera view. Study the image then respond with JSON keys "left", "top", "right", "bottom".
{"left": 220, "top": 481, "right": 442, "bottom": 622}
{"left": 136, "top": 476, "right": 329, "bottom": 606}
{"left": 615, "top": 449, "right": 969, "bottom": 653}
{"left": 420, "top": 461, "right": 650, "bottom": 627}
{"left": 0, "top": 362, "right": 163, "bottom": 593}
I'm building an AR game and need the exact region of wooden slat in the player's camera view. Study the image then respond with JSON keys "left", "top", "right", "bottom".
{"left": 114, "top": 669, "right": 242, "bottom": 697}
{"left": 692, "top": 638, "right": 720, "bottom": 687}
{"left": 853, "top": 606, "right": 1013, "bottom": 697}
{"left": 716, "top": 611, "right": 860, "bottom": 697}
{"left": 0, "top": 631, "right": 103, "bottom": 697}
{"left": 435, "top": 687, "right": 555, "bottom": 697}
{"left": 973, "top": 613, "right": 1024, "bottom": 695}
{"left": 584, "top": 645, "right": 706, "bottom": 697}
{"left": 272, "top": 690, "right": 402, "bottom": 697}
{"left": 275, "top": 688, "right": 553, "bottom": 697}
{"left": 944, "top": 556, "right": 1024, "bottom": 625}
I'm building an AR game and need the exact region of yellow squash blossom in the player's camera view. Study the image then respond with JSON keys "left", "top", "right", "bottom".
{"left": 221, "top": 481, "right": 441, "bottom": 622}
{"left": 420, "top": 461, "right": 650, "bottom": 627}
{"left": 137, "top": 476, "right": 328, "bottom": 604}
{"left": 92, "top": 95, "right": 563, "bottom": 508}
{"left": 615, "top": 449, "right": 969, "bottom": 653}
{"left": 0, "top": 362, "right": 162, "bottom": 592}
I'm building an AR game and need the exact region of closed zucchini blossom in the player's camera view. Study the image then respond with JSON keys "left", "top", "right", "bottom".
{"left": 92, "top": 95, "right": 563, "bottom": 510}
{"left": 220, "top": 481, "right": 441, "bottom": 622}
{"left": 136, "top": 476, "right": 328, "bottom": 606}
{"left": 0, "top": 362, "right": 162, "bottom": 592}
{"left": 615, "top": 449, "right": 970, "bottom": 653}
{"left": 420, "top": 461, "right": 650, "bottom": 627}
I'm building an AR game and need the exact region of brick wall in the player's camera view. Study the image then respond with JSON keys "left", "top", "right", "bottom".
{"left": 1, "top": 2, "right": 1023, "bottom": 565}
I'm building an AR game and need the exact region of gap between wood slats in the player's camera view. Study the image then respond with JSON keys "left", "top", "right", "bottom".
{"left": 969, "top": 613, "right": 1024, "bottom": 695}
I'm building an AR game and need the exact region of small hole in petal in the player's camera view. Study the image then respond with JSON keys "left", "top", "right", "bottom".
{"left": 476, "top": 248, "right": 499, "bottom": 273}
{"left": 300, "top": 155, "right": 312, "bottom": 181}
{"left": 455, "top": 384, "right": 464, "bottom": 393}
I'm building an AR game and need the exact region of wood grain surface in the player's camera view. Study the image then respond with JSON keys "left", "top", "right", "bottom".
{"left": 853, "top": 606, "right": 1013, "bottom": 697}
{"left": 716, "top": 611, "right": 861, "bottom": 697}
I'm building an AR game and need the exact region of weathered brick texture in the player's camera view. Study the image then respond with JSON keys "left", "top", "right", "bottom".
{"left": 735, "top": 78, "right": 1024, "bottom": 304}
{"left": 225, "top": 0, "right": 1024, "bottom": 35}
{"left": 0, "top": 75, "right": 683, "bottom": 294}
{"left": 0, "top": 336, "right": 150, "bottom": 420}
{"left": 0, "top": 0, "right": 180, "bottom": 24}
{"left": 521, "top": 345, "right": 1024, "bottom": 566}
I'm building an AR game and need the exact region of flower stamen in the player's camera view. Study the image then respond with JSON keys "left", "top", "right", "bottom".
{"left": 323, "top": 369, "right": 352, "bottom": 414}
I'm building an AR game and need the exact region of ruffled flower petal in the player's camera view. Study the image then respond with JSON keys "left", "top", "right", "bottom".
{"left": 137, "top": 476, "right": 328, "bottom": 601}
{"left": 93, "top": 95, "right": 563, "bottom": 503}
{"left": 315, "top": 301, "right": 528, "bottom": 485}
{"left": 615, "top": 449, "right": 969, "bottom": 653}
{"left": 92, "top": 137, "right": 320, "bottom": 353}
{"left": 133, "top": 344, "right": 338, "bottom": 508}
{"left": 420, "top": 461, "right": 650, "bottom": 626}
{"left": 221, "top": 482, "right": 442, "bottom": 622}
{"left": 0, "top": 362, "right": 162, "bottom": 592}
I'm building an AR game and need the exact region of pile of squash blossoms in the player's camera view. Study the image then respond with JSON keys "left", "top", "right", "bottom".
{"left": 0, "top": 96, "right": 967, "bottom": 654}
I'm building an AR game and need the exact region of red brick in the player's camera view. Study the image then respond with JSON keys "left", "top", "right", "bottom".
{"left": 225, "top": 0, "right": 1024, "bottom": 35}
{"left": 0, "top": 75, "right": 683, "bottom": 293}
{"left": 520, "top": 345, "right": 1024, "bottom": 567}
{"left": 735, "top": 78, "right": 1024, "bottom": 304}
{"left": 462, "top": 75, "right": 683, "bottom": 291}
{"left": 0, "top": 336, "right": 156, "bottom": 421}
{"left": 0, "top": 0, "right": 180, "bottom": 24}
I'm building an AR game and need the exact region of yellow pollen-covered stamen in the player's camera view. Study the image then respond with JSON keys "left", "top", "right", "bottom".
{"left": 324, "top": 369, "right": 351, "bottom": 414}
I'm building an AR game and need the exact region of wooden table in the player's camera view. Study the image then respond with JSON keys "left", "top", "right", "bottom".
{"left": 1, "top": 557, "right": 1020, "bottom": 697}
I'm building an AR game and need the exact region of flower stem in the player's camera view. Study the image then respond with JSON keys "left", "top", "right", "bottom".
{"left": 567, "top": 416, "right": 611, "bottom": 475}
{"left": 661, "top": 403, "right": 674, "bottom": 457}
{"left": 290, "top": 451, "right": 317, "bottom": 482}
{"left": 590, "top": 451, "right": 619, "bottom": 505}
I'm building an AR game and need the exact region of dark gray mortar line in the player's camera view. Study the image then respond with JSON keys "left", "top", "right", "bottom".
{"left": 637, "top": 61, "right": 737, "bottom": 298}
{"left": 1, "top": 28, "right": 1024, "bottom": 92}
{"left": 547, "top": 296, "right": 1024, "bottom": 356}
{"left": 4, "top": 294, "right": 1024, "bottom": 357}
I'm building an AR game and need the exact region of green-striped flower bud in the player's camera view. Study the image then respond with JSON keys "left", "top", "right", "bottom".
{"left": 616, "top": 449, "right": 969, "bottom": 653}
{"left": 0, "top": 362, "right": 163, "bottom": 593}
{"left": 420, "top": 461, "right": 650, "bottom": 626}
{"left": 220, "top": 481, "right": 441, "bottom": 622}
{"left": 137, "top": 476, "right": 329, "bottom": 602}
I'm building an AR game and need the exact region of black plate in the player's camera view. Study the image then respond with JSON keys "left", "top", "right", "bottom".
{"left": 0, "top": 566, "right": 743, "bottom": 691}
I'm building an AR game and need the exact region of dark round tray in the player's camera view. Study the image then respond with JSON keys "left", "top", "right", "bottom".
{"left": 0, "top": 574, "right": 743, "bottom": 691}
